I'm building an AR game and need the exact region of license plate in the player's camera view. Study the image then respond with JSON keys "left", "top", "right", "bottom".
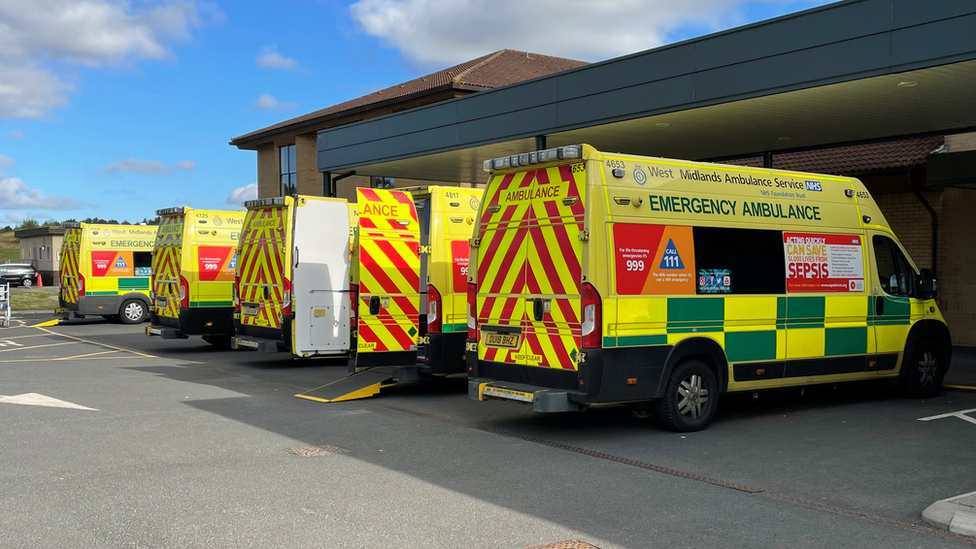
{"left": 484, "top": 332, "right": 518, "bottom": 348}
{"left": 242, "top": 306, "right": 259, "bottom": 317}
{"left": 482, "top": 386, "right": 534, "bottom": 403}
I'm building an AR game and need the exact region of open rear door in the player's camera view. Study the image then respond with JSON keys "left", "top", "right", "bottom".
{"left": 354, "top": 188, "right": 421, "bottom": 369}
{"left": 292, "top": 198, "right": 351, "bottom": 356}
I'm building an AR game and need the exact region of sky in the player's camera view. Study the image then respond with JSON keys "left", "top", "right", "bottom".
{"left": 0, "top": 0, "right": 835, "bottom": 225}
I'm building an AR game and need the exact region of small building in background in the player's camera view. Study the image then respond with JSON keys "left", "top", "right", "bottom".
{"left": 15, "top": 226, "right": 65, "bottom": 286}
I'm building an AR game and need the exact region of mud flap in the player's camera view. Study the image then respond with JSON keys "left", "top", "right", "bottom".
{"left": 296, "top": 367, "right": 397, "bottom": 403}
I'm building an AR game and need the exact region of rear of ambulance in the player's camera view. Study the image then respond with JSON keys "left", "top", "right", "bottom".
{"left": 467, "top": 144, "right": 594, "bottom": 412}
{"left": 147, "top": 207, "right": 187, "bottom": 339}
{"left": 57, "top": 223, "right": 83, "bottom": 313}
{"left": 423, "top": 186, "right": 482, "bottom": 374}
{"left": 350, "top": 188, "right": 421, "bottom": 370}
{"left": 232, "top": 197, "right": 293, "bottom": 353}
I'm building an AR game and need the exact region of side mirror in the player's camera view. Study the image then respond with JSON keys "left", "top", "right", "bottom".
{"left": 917, "top": 269, "right": 936, "bottom": 300}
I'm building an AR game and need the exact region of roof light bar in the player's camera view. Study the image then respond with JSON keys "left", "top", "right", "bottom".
{"left": 156, "top": 206, "right": 186, "bottom": 216}
{"left": 63, "top": 222, "right": 81, "bottom": 229}
{"left": 243, "top": 197, "right": 287, "bottom": 208}
{"left": 484, "top": 145, "right": 583, "bottom": 172}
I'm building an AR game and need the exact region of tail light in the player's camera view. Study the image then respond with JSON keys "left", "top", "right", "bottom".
{"left": 77, "top": 273, "right": 85, "bottom": 296}
{"left": 581, "top": 283, "right": 602, "bottom": 349}
{"left": 467, "top": 282, "right": 478, "bottom": 340}
{"left": 350, "top": 284, "right": 359, "bottom": 319}
{"left": 427, "top": 284, "right": 442, "bottom": 334}
{"left": 179, "top": 276, "right": 189, "bottom": 308}
{"left": 233, "top": 273, "right": 241, "bottom": 311}
{"left": 281, "top": 278, "right": 292, "bottom": 317}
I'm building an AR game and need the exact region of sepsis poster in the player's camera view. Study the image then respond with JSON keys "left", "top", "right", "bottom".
{"left": 784, "top": 233, "right": 865, "bottom": 293}
{"left": 197, "top": 246, "right": 235, "bottom": 282}
{"left": 612, "top": 224, "right": 695, "bottom": 295}
{"left": 450, "top": 240, "right": 470, "bottom": 293}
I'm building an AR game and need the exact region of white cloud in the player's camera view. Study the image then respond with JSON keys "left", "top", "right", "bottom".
{"left": 0, "top": 176, "right": 84, "bottom": 210}
{"left": 256, "top": 44, "right": 303, "bottom": 71}
{"left": 349, "top": 0, "right": 831, "bottom": 64}
{"left": 101, "top": 158, "right": 196, "bottom": 176}
{"left": 8, "top": 130, "right": 24, "bottom": 139}
{"left": 252, "top": 94, "right": 297, "bottom": 112}
{"left": 0, "top": 0, "right": 223, "bottom": 120}
{"left": 225, "top": 183, "right": 257, "bottom": 207}
{"left": 0, "top": 155, "right": 13, "bottom": 168}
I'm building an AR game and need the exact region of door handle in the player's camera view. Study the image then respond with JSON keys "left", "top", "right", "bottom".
{"left": 533, "top": 298, "right": 544, "bottom": 322}
{"left": 369, "top": 296, "right": 381, "bottom": 315}
{"left": 264, "top": 286, "right": 271, "bottom": 300}
{"left": 875, "top": 296, "right": 885, "bottom": 317}
{"left": 294, "top": 246, "right": 299, "bottom": 268}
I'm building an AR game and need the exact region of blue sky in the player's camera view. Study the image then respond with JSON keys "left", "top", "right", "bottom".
{"left": 0, "top": 0, "right": 833, "bottom": 225}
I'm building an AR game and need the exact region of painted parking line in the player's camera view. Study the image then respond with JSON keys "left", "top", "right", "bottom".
{"left": 918, "top": 408, "right": 976, "bottom": 426}
{"left": 0, "top": 341, "right": 77, "bottom": 353}
{"left": 54, "top": 350, "right": 121, "bottom": 361}
{"left": 34, "top": 326, "right": 157, "bottom": 359}
{"left": 945, "top": 384, "right": 976, "bottom": 392}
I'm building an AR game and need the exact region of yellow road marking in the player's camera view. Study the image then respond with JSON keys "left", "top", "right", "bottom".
{"left": 945, "top": 384, "right": 976, "bottom": 391}
{"left": 54, "top": 350, "right": 120, "bottom": 361}
{"left": 34, "top": 326, "right": 157, "bottom": 358}
{"left": 0, "top": 356, "right": 137, "bottom": 364}
{"left": 0, "top": 333, "right": 60, "bottom": 340}
{"left": 295, "top": 394, "right": 331, "bottom": 403}
{"left": 0, "top": 341, "right": 77, "bottom": 353}
{"left": 29, "top": 319, "right": 60, "bottom": 327}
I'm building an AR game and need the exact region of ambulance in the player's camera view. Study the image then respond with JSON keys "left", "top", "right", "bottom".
{"left": 146, "top": 207, "right": 245, "bottom": 345}
{"left": 58, "top": 222, "right": 159, "bottom": 323}
{"left": 231, "top": 196, "right": 352, "bottom": 356}
{"left": 467, "top": 144, "right": 951, "bottom": 432}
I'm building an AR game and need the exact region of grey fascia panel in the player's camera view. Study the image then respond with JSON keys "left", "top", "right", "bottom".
{"left": 892, "top": 0, "right": 976, "bottom": 28}
{"left": 554, "top": 44, "right": 696, "bottom": 101}
{"left": 321, "top": 121, "right": 380, "bottom": 149}
{"left": 376, "top": 101, "right": 458, "bottom": 139}
{"left": 456, "top": 105, "right": 559, "bottom": 144}
{"left": 555, "top": 75, "right": 696, "bottom": 128}
{"left": 694, "top": 35, "right": 892, "bottom": 102}
{"left": 320, "top": 125, "right": 459, "bottom": 168}
{"left": 457, "top": 79, "right": 559, "bottom": 122}
{"left": 693, "top": 0, "right": 893, "bottom": 72}
{"left": 890, "top": 14, "right": 976, "bottom": 68}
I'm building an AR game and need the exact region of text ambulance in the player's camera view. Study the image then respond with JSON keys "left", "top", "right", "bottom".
{"left": 467, "top": 144, "right": 950, "bottom": 431}
{"left": 59, "top": 222, "right": 159, "bottom": 323}
{"left": 146, "top": 207, "right": 245, "bottom": 345}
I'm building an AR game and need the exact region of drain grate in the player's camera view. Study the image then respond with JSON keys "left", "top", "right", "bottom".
{"left": 285, "top": 444, "right": 348, "bottom": 457}
{"left": 525, "top": 541, "right": 602, "bottom": 549}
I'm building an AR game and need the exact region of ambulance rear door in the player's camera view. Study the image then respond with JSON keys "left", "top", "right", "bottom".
{"left": 292, "top": 197, "right": 351, "bottom": 355}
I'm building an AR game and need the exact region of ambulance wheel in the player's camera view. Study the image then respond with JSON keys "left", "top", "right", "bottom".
{"left": 655, "top": 359, "right": 718, "bottom": 432}
{"left": 900, "top": 338, "right": 947, "bottom": 399}
{"left": 119, "top": 299, "right": 147, "bottom": 324}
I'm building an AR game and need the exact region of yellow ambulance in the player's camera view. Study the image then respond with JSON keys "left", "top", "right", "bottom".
{"left": 146, "top": 207, "right": 245, "bottom": 345}
{"left": 58, "top": 222, "right": 159, "bottom": 323}
{"left": 467, "top": 144, "right": 951, "bottom": 431}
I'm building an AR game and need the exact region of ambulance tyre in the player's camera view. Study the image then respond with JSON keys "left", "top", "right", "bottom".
{"left": 899, "top": 338, "right": 946, "bottom": 399}
{"left": 119, "top": 299, "right": 147, "bottom": 324}
{"left": 654, "top": 359, "right": 719, "bottom": 432}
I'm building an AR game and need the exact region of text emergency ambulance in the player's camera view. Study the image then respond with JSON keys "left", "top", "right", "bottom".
{"left": 58, "top": 222, "right": 159, "bottom": 323}
{"left": 146, "top": 207, "right": 245, "bottom": 345}
{"left": 231, "top": 196, "right": 351, "bottom": 356}
{"left": 292, "top": 186, "right": 481, "bottom": 403}
{"left": 467, "top": 144, "right": 950, "bottom": 432}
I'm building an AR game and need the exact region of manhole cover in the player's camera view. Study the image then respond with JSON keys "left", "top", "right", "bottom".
{"left": 285, "top": 444, "right": 348, "bottom": 457}
{"left": 525, "top": 541, "right": 602, "bottom": 549}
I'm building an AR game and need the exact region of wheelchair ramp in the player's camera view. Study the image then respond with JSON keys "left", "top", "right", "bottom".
{"left": 295, "top": 367, "right": 396, "bottom": 403}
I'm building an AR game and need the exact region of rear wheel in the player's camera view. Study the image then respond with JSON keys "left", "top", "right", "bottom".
{"left": 22, "top": 277, "right": 32, "bottom": 288}
{"left": 655, "top": 359, "right": 719, "bottom": 432}
{"left": 900, "top": 339, "right": 947, "bottom": 398}
{"left": 119, "top": 299, "right": 147, "bottom": 324}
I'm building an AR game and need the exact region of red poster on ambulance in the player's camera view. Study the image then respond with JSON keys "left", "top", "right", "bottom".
{"left": 450, "top": 240, "right": 470, "bottom": 293}
{"left": 613, "top": 224, "right": 695, "bottom": 295}
{"left": 197, "top": 246, "right": 235, "bottom": 282}
{"left": 784, "top": 233, "right": 865, "bottom": 293}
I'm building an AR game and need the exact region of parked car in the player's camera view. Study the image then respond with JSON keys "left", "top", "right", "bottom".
{"left": 0, "top": 264, "right": 40, "bottom": 287}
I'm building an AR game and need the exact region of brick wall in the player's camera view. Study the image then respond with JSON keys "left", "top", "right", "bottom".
{"left": 938, "top": 187, "right": 976, "bottom": 346}
{"left": 873, "top": 191, "right": 942, "bottom": 273}
{"left": 257, "top": 145, "right": 278, "bottom": 198}
{"left": 295, "top": 134, "right": 320, "bottom": 196}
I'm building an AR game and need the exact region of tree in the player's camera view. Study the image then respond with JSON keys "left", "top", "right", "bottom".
{"left": 16, "top": 218, "right": 39, "bottom": 230}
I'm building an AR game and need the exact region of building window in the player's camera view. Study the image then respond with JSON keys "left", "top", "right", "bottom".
{"left": 370, "top": 176, "right": 395, "bottom": 189}
{"left": 280, "top": 144, "right": 297, "bottom": 196}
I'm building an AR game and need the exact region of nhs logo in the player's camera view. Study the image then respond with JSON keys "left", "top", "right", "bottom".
{"left": 805, "top": 180, "right": 823, "bottom": 192}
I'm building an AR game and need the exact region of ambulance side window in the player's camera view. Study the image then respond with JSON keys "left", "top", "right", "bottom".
{"left": 134, "top": 252, "right": 153, "bottom": 277}
{"left": 873, "top": 236, "right": 915, "bottom": 297}
{"left": 692, "top": 227, "right": 785, "bottom": 295}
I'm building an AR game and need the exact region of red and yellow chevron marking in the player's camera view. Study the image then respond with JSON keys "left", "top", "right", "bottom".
{"left": 356, "top": 188, "right": 420, "bottom": 354}
{"left": 151, "top": 215, "right": 184, "bottom": 319}
{"left": 238, "top": 205, "right": 289, "bottom": 329}
{"left": 476, "top": 164, "right": 586, "bottom": 371}
{"left": 59, "top": 228, "right": 82, "bottom": 304}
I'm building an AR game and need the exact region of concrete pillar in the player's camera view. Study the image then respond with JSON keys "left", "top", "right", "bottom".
{"left": 295, "top": 133, "right": 321, "bottom": 196}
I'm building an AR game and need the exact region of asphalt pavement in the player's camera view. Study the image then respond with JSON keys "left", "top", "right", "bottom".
{"left": 1, "top": 314, "right": 975, "bottom": 548}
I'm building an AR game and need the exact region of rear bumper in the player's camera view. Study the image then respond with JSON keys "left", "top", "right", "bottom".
{"left": 231, "top": 335, "right": 284, "bottom": 353}
{"left": 146, "top": 325, "right": 185, "bottom": 339}
{"left": 150, "top": 307, "right": 235, "bottom": 337}
{"left": 468, "top": 379, "right": 582, "bottom": 412}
